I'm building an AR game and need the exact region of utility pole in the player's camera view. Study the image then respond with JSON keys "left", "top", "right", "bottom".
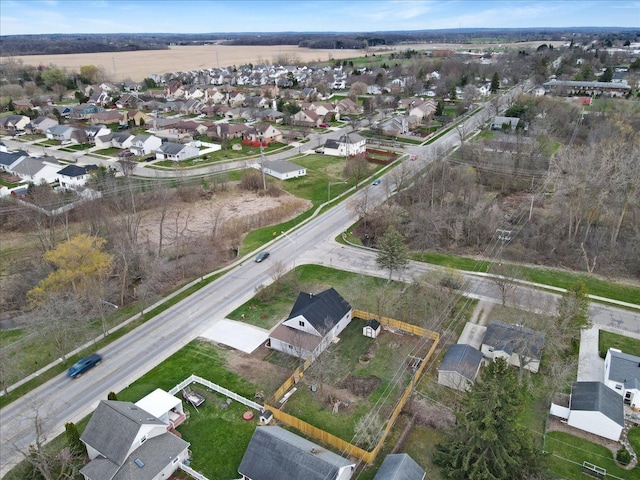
{"left": 259, "top": 145, "right": 267, "bottom": 191}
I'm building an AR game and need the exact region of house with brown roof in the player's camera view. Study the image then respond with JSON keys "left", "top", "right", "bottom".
{"left": 90, "top": 110, "right": 125, "bottom": 125}
{"left": 292, "top": 109, "right": 321, "bottom": 127}
{"left": 243, "top": 124, "right": 283, "bottom": 145}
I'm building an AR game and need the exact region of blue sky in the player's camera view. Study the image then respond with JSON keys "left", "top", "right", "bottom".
{"left": 1, "top": 0, "right": 638, "bottom": 36}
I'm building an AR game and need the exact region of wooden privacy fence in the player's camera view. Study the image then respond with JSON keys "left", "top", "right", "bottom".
{"left": 169, "top": 374, "right": 263, "bottom": 412}
{"left": 268, "top": 310, "right": 440, "bottom": 464}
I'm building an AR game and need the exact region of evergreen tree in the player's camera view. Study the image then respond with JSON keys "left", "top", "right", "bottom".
{"left": 435, "top": 101, "right": 444, "bottom": 117}
{"left": 600, "top": 67, "right": 613, "bottom": 83}
{"left": 490, "top": 72, "right": 500, "bottom": 93}
{"left": 376, "top": 226, "right": 408, "bottom": 283}
{"left": 433, "top": 358, "right": 543, "bottom": 480}
{"left": 65, "top": 422, "right": 86, "bottom": 457}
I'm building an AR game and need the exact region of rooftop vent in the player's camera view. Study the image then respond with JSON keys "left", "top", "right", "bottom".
{"left": 134, "top": 458, "right": 144, "bottom": 468}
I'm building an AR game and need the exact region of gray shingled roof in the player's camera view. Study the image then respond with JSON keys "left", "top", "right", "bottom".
{"left": 57, "top": 165, "right": 87, "bottom": 177}
{"left": 111, "top": 432, "right": 188, "bottom": 480}
{"left": 373, "top": 453, "right": 425, "bottom": 480}
{"left": 264, "top": 160, "right": 304, "bottom": 174}
{"left": 158, "top": 142, "right": 185, "bottom": 155}
{"left": 238, "top": 426, "right": 353, "bottom": 480}
{"left": 0, "top": 151, "right": 27, "bottom": 168}
{"left": 80, "top": 400, "right": 167, "bottom": 467}
{"left": 607, "top": 349, "right": 640, "bottom": 390}
{"left": 570, "top": 382, "right": 624, "bottom": 427}
{"left": 288, "top": 288, "right": 351, "bottom": 334}
{"left": 482, "top": 320, "right": 545, "bottom": 358}
{"left": 11, "top": 157, "right": 47, "bottom": 176}
{"left": 439, "top": 344, "right": 483, "bottom": 381}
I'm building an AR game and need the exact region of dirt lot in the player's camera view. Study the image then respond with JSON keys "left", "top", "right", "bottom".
{"left": 4, "top": 40, "right": 566, "bottom": 82}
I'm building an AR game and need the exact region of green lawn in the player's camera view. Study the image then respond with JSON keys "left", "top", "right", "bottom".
{"left": 599, "top": 330, "right": 640, "bottom": 358}
{"left": 93, "top": 147, "right": 122, "bottom": 156}
{"left": 544, "top": 431, "right": 640, "bottom": 479}
{"left": 116, "top": 340, "right": 259, "bottom": 479}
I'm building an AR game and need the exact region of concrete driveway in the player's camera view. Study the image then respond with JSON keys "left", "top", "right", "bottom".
{"left": 199, "top": 319, "right": 269, "bottom": 354}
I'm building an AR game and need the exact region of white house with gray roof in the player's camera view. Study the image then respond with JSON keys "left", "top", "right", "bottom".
{"left": 604, "top": 348, "right": 640, "bottom": 410}
{"left": 253, "top": 159, "right": 306, "bottom": 180}
{"left": 481, "top": 320, "right": 544, "bottom": 373}
{"left": 551, "top": 382, "right": 625, "bottom": 441}
{"left": 438, "top": 344, "right": 484, "bottom": 391}
{"left": 129, "top": 134, "right": 162, "bottom": 156}
{"left": 323, "top": 133, "right": 366, "bottom": 157}
{"left": 156, "top": 142, "right": 199, "bottom": 161}
{"left": 79, "top": 400, "right": 190, "bottom": 480}
{"left": 238, "top": 425, "right": 354, "bottom": 480}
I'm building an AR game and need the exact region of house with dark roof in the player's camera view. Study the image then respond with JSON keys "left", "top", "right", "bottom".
{"left": 0, "top": 150, "right": 28, "bottom": 173}
{"left": 254, "top": 159, "right": 306, "bottom": 180}
{"left": 156, "top": 142, "right": 200, "bottom": 162}
{"left": 58, "top": 164, "right": 92, "bottom": 190}
{"left": 438, "top": 344, "right": 484, "bottom": 391}
{"left": 550, "top": 382, "right": 624, "bottom": 441}
{"left": 27, "top": 116, "right": 58, "bottom": 134}
{"left": 268, "top": 288, "right": 352, "bottom": 360}
{"left": 373, "top": 453, "right": 425, "bottom": 480}
{"left": 323, "top": 133, "right": 366, "bottom": 157}
{"left": 79, "top": 400, "right": 190, "bottom": 480}
{"left": 0, "top": 114, "right": 30, "bottom": 132}
{"left": 237, "top": 425, "right": 355, "bottom": 480}
{"left": 480, "top": 320, "right": 544, "bottom": 373}
{"left": 604, "top": 348, "right": 640, "bottom": 410}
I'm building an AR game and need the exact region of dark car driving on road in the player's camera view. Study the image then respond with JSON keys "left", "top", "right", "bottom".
{"left": 67, "top": 353, "right": 102, "bottom": 378}
{"left": 255, "top": 251, "right": 270, "bottom": 263}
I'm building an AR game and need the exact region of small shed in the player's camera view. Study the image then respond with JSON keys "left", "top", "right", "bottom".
{"left": 438, "top": 344, "right": 484, "bottom": 391}
{"left": 363, "top": 320, "right": 381, "bottom": 339}
{"left": 260, "top": 410, "right": 274, "bottom": 424}
{"left": 135, "top": 388, "right": 186, "bottom": 428}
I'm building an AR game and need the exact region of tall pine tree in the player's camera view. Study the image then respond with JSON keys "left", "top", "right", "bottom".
{"left": 433, "top": 358, "right": 543, "bottom": 480}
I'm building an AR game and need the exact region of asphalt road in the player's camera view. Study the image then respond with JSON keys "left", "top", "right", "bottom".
{"left": 4, "top": 80, "right": 638, "bottom": 476}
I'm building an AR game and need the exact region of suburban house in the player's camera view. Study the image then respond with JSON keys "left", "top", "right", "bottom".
{"left": 490, "top": 116, "right": 521, "bottom": 131}
{"left": 323, "top": 133, "right": 367, "bottom": 157}
{"left": 292, "top": 109, "right": 322, "bottom": 127}
{"left": 8, "top": 156, "right": 61, "bottom": 184}
{"left": 373, "top": 454, "right": 425, "bottom": 480}
{"left": 129, "top": 134, "right": 162, "bottom": 156}
{"left": 127, "top": 110, "right": 152, "bottom": 126}
{"left": 90, "top": 110, "right": 125, "bottom": 126}
{"left": 336, "top": 98, "right": 362, "bottom": 116}
{"left": 409, "top": 99, "right": 437, "bottom": 122}
{"left": 156, "top": 142, "right": 200, "bottom": 161}
{"left": 243, "top": 124, "right": 283, "bottom": 145}
{"left": 206, "top": 122, "right": 248, "bottom": 141}
{"left": 550, "top": 382, "right": 624, "bottom": 441}
{"left": 253, "top": 159, "right": 306, "bottom": 180}
{"left": 109, "top": 132, "right": 135, "bottom": 149}
{"left": 71, "top": 103, "right": 102, "bottom": 120}
{"left": 480, "top": 320, "right": 544, "bottom": 373}
{"left": 254, "top": 108, "right": 284, "bottom": 124}
{"left": 46, "top": 125, "right": 77, "bottom": 142}
{"left": 238, "top": 426, "right": 355, "bottom": 480}
{"left": 604, "top": 348, "right": 640, "bottom": 410}
{"left": 79, "top": 400, "right": 190, "bottom": 480}
{"left": 84, "top": 125, "right": 111, "bottom": 144}
{"left": 268, "top": 288, "right": 352, "bottom": 360}
{"left": 27, "top": 116, "right": 58, "bottom": 134}
{"left": 0, "top": 150, "right": 28, "bottom": 172}
{"left": 57, "top": 164, "right": 93, "bottom": 190}
{"left": 0, "top": 114, "right": 30, "bottom": 132}
{"left": 438, "top": 344, "right": 484, "bottom": 391}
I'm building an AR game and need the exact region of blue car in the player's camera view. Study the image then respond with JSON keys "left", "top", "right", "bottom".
{"left": 67, "top": 353, "right": 102, "bottom": 378}
{"left": 255, "top": 251, "right": 270, "bottom": 263}
{"left": 372, "top": 179, "right": 381, "bottom": 186}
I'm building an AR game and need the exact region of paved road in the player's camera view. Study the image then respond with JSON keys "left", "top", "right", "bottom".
{"left": 5, "top": 80, "right": 635, "bottom": 476}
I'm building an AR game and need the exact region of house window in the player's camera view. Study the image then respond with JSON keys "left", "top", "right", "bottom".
{"left": 172, "top": 457, "right": 179, "bottom": 464}
{"left": 140, "top": 436, "right": 147, "bottom": 444}
{"left": 299, "top": 321, "right": 305, "bottom": 327}
{"left": 288, "top": 344, "right": 293, "bottom": 349}
{"left": 487, "top": 347, "right": 494, "bottom": 352}
{"left": 615, "top": 384, "right": 622, "bottom": 390}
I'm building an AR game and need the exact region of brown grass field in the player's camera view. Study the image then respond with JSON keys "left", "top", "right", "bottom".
{"left": 2, "top": 40, "right": 564, "bottom": 82}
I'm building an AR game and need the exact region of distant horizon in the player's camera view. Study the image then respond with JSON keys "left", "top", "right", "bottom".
{"left": 1, "top": 0, "right": 638, "bottom": 36}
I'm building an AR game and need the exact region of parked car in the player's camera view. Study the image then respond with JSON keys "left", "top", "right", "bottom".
{"left": 341, "top": 116, "right": 351, "bottom": 121}
{"left": 118, "top": 151, "right": 134, "bottom": 158}
{"left": 315, "top": 148, "right": 324, "bottom": 154}
{"left": 117, "top": 124, "right": 129, "bottom": 130}
{"left": 372, "top": 179, "right": 381, "bottom": 186}
{"left": 319, "top": 123, "right": 329, "bottom": 128}
{"left": 255, "top": 251, "right": 270, "bottom": 263}
{"left": 67, "top": 353, "right": 102, "bottom": 378}
{"left": 144, "top": 155, "right": 155, "bottom": 162}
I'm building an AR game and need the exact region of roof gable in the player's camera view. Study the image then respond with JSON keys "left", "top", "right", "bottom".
{"left": 608, "top": 349, "right": 640, "bottom": 388}
{"left": 440, "top": 344, "right": 483, "bottom": 381}
{"left": 373, "top": 453, "right": 425, "bottom": 480}
{"left": 80, "top": 400, "right": 166, "bottom": 466}
{"left": 238, "top": 426, "right": 353, "bottom": 480}
{"left": 58, "top": 165, "right": 87, "bottom": 177}
{"left": 570, "top": 382, "right": 624, "bottom": 427}
{"left": 483, "top": 320, "right": 544, "bottom": 358}
{"left": 288, "top": 288, "right": 351, "bottom": 334}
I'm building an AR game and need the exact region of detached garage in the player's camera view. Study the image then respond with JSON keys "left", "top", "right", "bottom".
{"left": 563, "top": 382, "right": 624, "bottom": 441}
{"left": 255, "top": 159, "right": 306, "bottom": 180}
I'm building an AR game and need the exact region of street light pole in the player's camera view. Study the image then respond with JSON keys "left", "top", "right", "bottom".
{"left": 328, "top": 181, "right": 347, "bottom": 202}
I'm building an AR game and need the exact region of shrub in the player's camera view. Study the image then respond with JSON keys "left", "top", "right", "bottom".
{"left": 617, "top": 446, "right": 632, "bottom": 465}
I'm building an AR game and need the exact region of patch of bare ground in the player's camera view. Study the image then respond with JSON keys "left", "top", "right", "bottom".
{"left": 221, "top": 343, "right": 291, "bottom": 396}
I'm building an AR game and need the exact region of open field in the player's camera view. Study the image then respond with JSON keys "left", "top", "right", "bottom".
{"left": 3, "top": 45, "right": 363, "bottom": 81}
{"left": 2, "top": 40, "right": 566, "bottom": 82}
